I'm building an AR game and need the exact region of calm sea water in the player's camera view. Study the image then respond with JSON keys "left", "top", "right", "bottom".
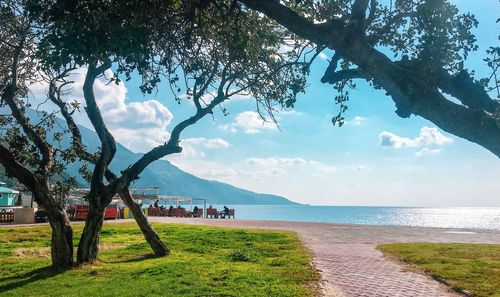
{"left": 210, "top": 205, "right": 500, "bottom": 230}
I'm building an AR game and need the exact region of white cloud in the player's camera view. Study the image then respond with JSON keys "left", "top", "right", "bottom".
{"left": 28, "top": 68, "right": 175, "bottom": 153}
{"left": 218, "top": 110, "right": 301, "bottom": 134}
{"left": 379, "top": 127, "right": 453, "bottom": 148}
{"left": 183, "top": 137, "right": 230, "bottom": 149}
{"left": 178, "top": 141, "right": 205, "bottom": 158}
{"left": 218, "top": 111, "right": 277, "bottom": 134}
{"left": 235, "top": 111, "right": 277, "bottom": 134}
{"left": 205, "top": 138, "right": 231, "bottom": 149}
{"left": 246, "top": 157, "right": 307, "bottom": 166}
{"left": 345, "top": 116, "right": 367, "bottom": 126}
{"left": 415, "top": 148, "right": 442, "bottom": 157}
{"left": 170, "top": 137, "right": 231, "bottom": 159}
{"left": 218, "top": 124, "right": 238, "bottom": 133}
{"left": 279, "top": 110, "right": 302, "bottom": 116}
{"left": 246, "top": 157, "right": 336, "bottom": 177}
{"left": 111, "top": 128, "right": 170, "bottom": 152}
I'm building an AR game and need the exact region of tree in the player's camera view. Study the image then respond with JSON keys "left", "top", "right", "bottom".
{"left": 238, "top": 0, "right": 500, "bottom": 157}
{"left": 0, "top": 0, "right": 75, "bottom": 267}
{"left": 7, "top": 0, "right": 311, "bottom": 265}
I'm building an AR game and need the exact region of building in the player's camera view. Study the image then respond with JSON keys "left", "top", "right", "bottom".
{"left": 0, "top": 186, "right": 20, "bottom": 207}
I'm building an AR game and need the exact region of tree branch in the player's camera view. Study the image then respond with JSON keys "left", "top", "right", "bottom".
{"left": 48, "top": 70, "right": 98, "bottom": 163}
{"left": 115, "top": 93, "right": 228, "bottom": 190}
{"left": 2, "top": 38, "right": 54, "bottom": 175}
{"left": 350, "top": 0, "right": 370, "bottom": 34}
{"left": 321, "top": 68, "right": 369, "bottom": 84}
{"left": 82, "top": 60, "right": 115, "bottom": 200}
{"left": 0, "top": 142, "right": 37, "bottom": 192}
{"left": 239, "top": 0, "right": 345, "bottom": 46}
{"left": 435, "top": 69, "right": 500, "bottom": 113}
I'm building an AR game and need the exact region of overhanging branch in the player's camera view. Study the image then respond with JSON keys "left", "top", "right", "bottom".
{"left": 322, "top": 68, "right": 369, "bottom": 84}
{"left": 435, "top": 69, "right": 500, "bottom": 113}
{"left": 237, "top": 0, "right": 500, "bottom": 157}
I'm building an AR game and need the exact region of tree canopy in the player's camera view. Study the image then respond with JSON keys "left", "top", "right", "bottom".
{"left": 1, "top": 0, "right": 312, "bottom": 266}
{"left": 238, "top": 0, "right": 500, "bottom": 157}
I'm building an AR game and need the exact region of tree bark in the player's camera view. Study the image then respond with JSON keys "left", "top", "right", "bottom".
{"left": 119, "top": 189, "right": 169, "bottom": 256}
{"left": 0, "top": 145, "right": 74, "bottom": 268}
{"left": 76, "top": 202, "right": 105, "bottom": 264}
{"left": 46, "top": 204, "right": 74, "bottom": 268}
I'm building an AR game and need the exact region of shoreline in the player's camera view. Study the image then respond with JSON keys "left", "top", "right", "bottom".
{"left": 2, "top": 217, "right": 500, "bottom": 233}
{"left": 146, "top": 217, "right": 500, "bottom": 244}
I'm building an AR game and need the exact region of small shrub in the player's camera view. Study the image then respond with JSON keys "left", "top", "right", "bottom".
{"left": 228, "top": 249, "right": 258, "bottom": 262}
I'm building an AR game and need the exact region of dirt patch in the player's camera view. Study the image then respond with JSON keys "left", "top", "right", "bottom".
{"left": 13, "top": 247, "right": 51, "bottom": 258}
{"left": 12, "top": 243, "right": 126, "bottom": 259}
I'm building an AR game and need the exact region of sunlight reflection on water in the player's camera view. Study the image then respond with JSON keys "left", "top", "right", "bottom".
{"left": 221, "top": 205, "right": 500, "bottom": 230}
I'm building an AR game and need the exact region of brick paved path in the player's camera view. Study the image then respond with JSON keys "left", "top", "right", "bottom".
{"left": 312, "top": 243, "right": 462, "bottom": 297}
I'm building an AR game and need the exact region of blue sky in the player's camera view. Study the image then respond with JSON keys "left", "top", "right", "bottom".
{"left": 34, "top": 0, "right": 500, "bottom": 206}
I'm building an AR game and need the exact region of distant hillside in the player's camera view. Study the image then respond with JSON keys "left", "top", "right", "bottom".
{"left": 11, "top": 110, "right": 297, "bottom": 205}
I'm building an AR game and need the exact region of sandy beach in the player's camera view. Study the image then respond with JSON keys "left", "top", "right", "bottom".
{"left": 148, "top": 217, "right": 500, "bottom": 297}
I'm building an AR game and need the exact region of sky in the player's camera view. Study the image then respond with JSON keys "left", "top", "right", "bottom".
{"left": 32, "top": 0, "right": 500, "bottom": 207}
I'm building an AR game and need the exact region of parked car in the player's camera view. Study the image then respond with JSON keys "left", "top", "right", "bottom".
{"left": 35, "top": 209, "right": 48, "bottom": 223}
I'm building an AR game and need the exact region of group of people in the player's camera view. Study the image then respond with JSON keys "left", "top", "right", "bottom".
{"left": 149, "top": 199, "right": 231, "bottom": 218}
{"left": 207, "top": 205, "right": 231, "bottom": 218}
{"left": 150, "top": 200, "right": 177, "bottom": 215}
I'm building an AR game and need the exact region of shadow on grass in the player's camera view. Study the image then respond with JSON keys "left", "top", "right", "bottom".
{"left": 0, "top": 266, "right": 66, "bottom": 293}
{"left": 100, "top": 253, "right": 159, "bottom": 264}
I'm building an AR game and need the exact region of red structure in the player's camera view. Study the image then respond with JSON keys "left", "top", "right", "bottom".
{"left": 73, "top": 204, "right": 118, "bottom": 220}
{"left": 206, "top": 208, "right": 218, "bottom": 218}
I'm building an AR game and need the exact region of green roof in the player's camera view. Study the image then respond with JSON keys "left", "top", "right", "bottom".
{"left": 0, "top": 186, "right": 19, "bottom": 194}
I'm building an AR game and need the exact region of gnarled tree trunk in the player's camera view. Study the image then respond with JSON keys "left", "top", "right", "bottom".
{"left": 76, "top": 202, "right": 105, "bottom": 264}
{"left": 119, "top": 189, "right": 169, "bottom": 256}
{"left": 46, "top": 203, "right": 74, "bottom": 268}
{"left": 32, "top": 189, "right": 74, "bottom": 268}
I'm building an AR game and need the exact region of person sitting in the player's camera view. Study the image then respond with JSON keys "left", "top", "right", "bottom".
{"left": 153, "top": 199, "right": 159, "bottom": 208}
{"left": 223, "top": 206, "right": 230, "bottom": 218}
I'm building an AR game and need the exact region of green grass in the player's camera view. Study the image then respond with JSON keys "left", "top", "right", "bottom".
{"left": 0, "top": 222, "right": 318, "bottom": 297}
{"left": 378, "top": 243, "right": 500, "bottom": 297}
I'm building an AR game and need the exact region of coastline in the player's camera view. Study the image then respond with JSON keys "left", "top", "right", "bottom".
{"left": 145, "top": 217, "right": 500, "bottom": 244}
{"left": 15, "top": 214, "right": 500, "bottom": 244}
{"left": 206, "top": 205, "right": 500, "bottom": 230}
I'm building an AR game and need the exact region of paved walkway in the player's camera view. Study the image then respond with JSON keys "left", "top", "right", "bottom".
{"left": 148, "top": 218, "right": 500, "bottom": 297}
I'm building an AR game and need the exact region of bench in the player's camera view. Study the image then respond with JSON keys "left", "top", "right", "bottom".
{"left": 220, "top": 209, "right": 235, "bottom": 219}
{"left": 206, "top": 208, "right": 218, "bottom": 218}
{"left": 148, "top": 207, "right": 162, "bottom": 216}
{"left": 172, "top": 207, "right": 186, "bottom": 217}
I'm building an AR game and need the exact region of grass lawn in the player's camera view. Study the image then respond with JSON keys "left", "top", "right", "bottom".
{"left": 378, "top": 243, "right": 500, "bottom": 297}
{"left": 0, "top": 222, "right": 318, "bottom": 297}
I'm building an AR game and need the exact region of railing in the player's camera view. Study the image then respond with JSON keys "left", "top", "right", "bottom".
{"left": 0, "top": 212, "right": 14, "bottom": 224}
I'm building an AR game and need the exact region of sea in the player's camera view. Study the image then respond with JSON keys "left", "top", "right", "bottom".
{"left": 207, "top": 205, "right": 500, "bottom": 230}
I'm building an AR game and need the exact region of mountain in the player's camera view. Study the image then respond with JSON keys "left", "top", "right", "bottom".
{"left": 52, "top": 116, "right": 298, "bottom": 205}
